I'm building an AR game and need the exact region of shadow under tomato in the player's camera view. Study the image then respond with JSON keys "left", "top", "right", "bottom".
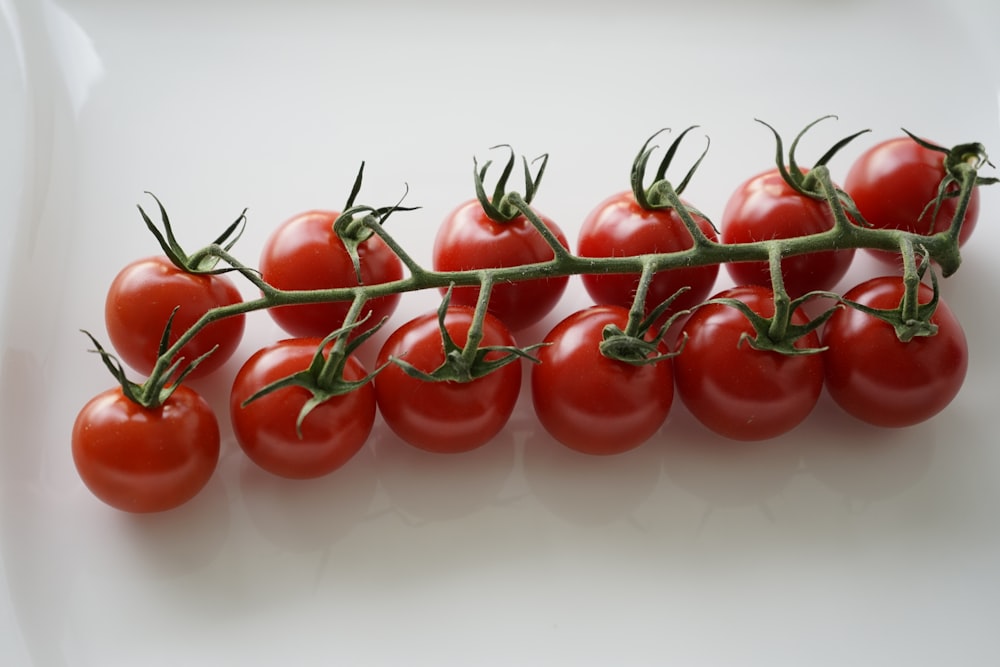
{"left": 521, "top": 424, "right": 663, "bottom": 526}
{"left": 238, "top": 443, "right": 379, "bottom": 552}
{"left": 372, "top": 422, "right": 516, "bottom": 522}
{"left": 798, "top": 394, "right": 935, "bottom": 505}
{"left": 660, "top": 408, "right": 802, "bottom": 511}
{"left": 116, "top": 468, "right": 232, "bottom": 578}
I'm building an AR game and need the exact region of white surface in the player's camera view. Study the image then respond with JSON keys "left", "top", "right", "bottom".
{"left": 2, "top": 0, "right": 1000, "bottom": 665}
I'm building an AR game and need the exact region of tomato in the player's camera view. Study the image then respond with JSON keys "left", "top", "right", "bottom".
{"left": 432, "top": 199, "right": 569, "bottom": 331}
{"left": 674, "top": 285, "right": 824, "bottom": 440}
{"left": 105, "top": 255, "right": 245, "bottom": 379}
{"left": 531, "top": 305, "right": 674, "bottom": 455}
{"left": 374, "top": 305, "right": 521, "bottom": 453}
{"left": 822, "top": 276, "right": 967, "bottom": 427}
{"left": 72, "top": 385, "right": 220, "bottom": 513}
{"left": 578, "top": 192, "right": 719, "bottom": 319}
{"left": 844, "top": 136, "right": 980, "bottom": 260}
{"left": 259, "top": 210, "right": 404, "bottom": 338}
{"left": 721, "top": 168, "right": 855, "bottom": 297}
{"left": 230, "top": 338, "right": 376, "bottom": 479}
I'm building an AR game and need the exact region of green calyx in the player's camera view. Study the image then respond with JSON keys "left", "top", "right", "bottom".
{"left": 710, "top": 291, "right": 836, "bottom": 356}
{"left": 473, "top": 145, "right": 548, "bottom": 223}
{"left": 240, "top": 315, "right": 387, "bottom": 437}
{"left": 138, "top": 192, "right": 247, "bottom": 274}
{"left": 81, "top": 310, "right": 216, "bottom": 409}
{"left": 599, "top": 286, "right": 689, "bottom": 366}
{"left": 389, "top": 287, "right": 543, "bottom": 383}
{"left": 631, "top": 126, "right": 709, "bottom": 213}
{"left": 333, "top": 162, "right": 420, "bottom": 283}
{"left": 843, "top": 244, "right": 941, "bottom": 343}
{"left": 758, "top": 116, "right": 870, "bottom": 215}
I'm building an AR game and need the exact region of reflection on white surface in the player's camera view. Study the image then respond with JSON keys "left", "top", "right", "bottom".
{"left": 41, "top": 0, "right": 102, "bottom": 117}
{"left": 1, "top": 0, "right": 1000, "bottom": 665}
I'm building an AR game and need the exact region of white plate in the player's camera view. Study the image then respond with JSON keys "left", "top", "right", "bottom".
{"left": 3, "top": 0, "right": 1000, "bottom": 665}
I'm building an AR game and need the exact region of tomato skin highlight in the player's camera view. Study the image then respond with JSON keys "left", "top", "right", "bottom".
{"left": 229, "top": 338, "right": 376, "bottom": 479}
{"left": 845, "top": 136, "right": 980, "bottom": 261}
{"left": 432, "top": 199, "right": 569, "bottom": 331}
{"left": 104, "top": 255, "right": 245, "bottom": 379}
{"left": 822, "top": 277, "right": 968, "bottom": 428}
{"left": 531, "top": 305, "right": 674, "bottom": 455}
{"left": 674, "top": 285, "right": 824, "bottom": 441}
{"left": 72, "top": 385, "right": 220, "bottom": 513}
{"left": 374, "top": 306, "right": 521, "bottom": 453}
{"left": 578, "top": 191, "right": 719, "bottom": 319}
{"left": 259, "top": 210, "right": 404, "bottom": 338}
{"left": 721, "top": 169, "right": 854, "bottom": 297}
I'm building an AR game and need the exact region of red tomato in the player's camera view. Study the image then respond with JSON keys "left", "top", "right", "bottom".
{"left": 432, "top": 199, "right": 569, "bottom": 331}
{"left": 72, "top": 385, "right": 220, "bottom": 513}
{"left": 531, "top": 305, "right": 674, "bottom": 455}
{"left": 374, "top": 305, "right": 521, "bottom": 453}
{"left": 674, "top": 285, "right": 824, "bottom": 440}
{"left": 822, "top": 276, "right": 967, "bottom": 427}
{"left": 259, "top": 210, "right": 403, "bottom": 338}
{"left": 230, "top": 338, "right": 376, "bottom": 479}
{"left": 578, "top": 192, "right": 719, "bottom": 319}
{"left": 721, "top": 169, "right": 855, "bottom": 297}
{"left": 844, "top": 136, "right": 980, "bottom": 260}
{"left": 105, "top": 255, "right": 245, "bottom": 379}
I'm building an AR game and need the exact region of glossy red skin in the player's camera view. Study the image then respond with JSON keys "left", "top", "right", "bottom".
{"left": 72, "top": 385, "right": 220, "bottom": 513}
{"left": 675, "top": 285, "right": 824, "bottom": 441}
{"left": 578, "top": 191, "right": 719, "bottom": 319}
{"left": 230, "top": 338, "right": 376, "bottom": 479}
{"left": 844, "top": 136, "right": 980, "bottom": 262}
{"left": 105, "top": 255, "right": 245, "bottom": 379}
{"left": 721, "top": 168, "right": 855, "bottom": 297}
{"left": 432, "top": 199, "right": 569, "bottom": 331}
{"left": 375, "top": 306, "right": 521, "bottom": 453}
{"left": 260, "top": 210, "right": 404, "bottom": 338}
{"left": 531, "top": 305, "right": 674, "bottom": 455}
{"left": 823, "top": 277, "right": 967, "bottom": 427}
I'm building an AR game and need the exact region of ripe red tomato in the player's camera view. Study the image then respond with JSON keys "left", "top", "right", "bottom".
{"left": 578, "top": 192, "right": 719, "bottom": 319}
{"left": 259, "top": 210, "right": 404, "bottom": 338}
{"left": 432, "top": 199, "right": 569, "bottom": 331}
{"left": 105, "top": 255, "right": 245, "bottom": 379}
{"left": 531, "top": 305, "right": 674, "bottom": 455}
{"left": 374, "top": 305, "right": 522, "bottom": 453}
{"left": 844, "top": 136, "right": 980, "bottom": 259}
{"left": 721, "top": 168, "right": 855, "bottom": 297}
{"left": 674, "top": 285, "right": 824, "bottom": 440}
{"left": 72, "top": 385, "right": 220, "bottom": 513}
{"left": 230, "top": 338, "right": 376, "bottom": 479}
{"left": 822, "top": 276, "right": 967, "bottom": 427}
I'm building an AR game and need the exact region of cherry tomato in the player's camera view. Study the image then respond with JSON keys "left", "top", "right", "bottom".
{"left": 230, "top": 338, "right": 376, "bottom": 479}
{"left": 374, "top": 305, "right": 521, "bottom": 453}
{"left": 822, "top": 276, "right": 967, "bottom": 427}
{"left": 432, "top": 199, "right": 569, "bottom": 331}
{"left": 578, "top": 192, "right": 719, "bottom": 319}
{"left": 721, "top": 169, "right": 855, "bottom": 297}
{"left": 105, "top": 255, "right": 245, "bottom": 379}
{"left": 531, "top": 305, "right": 674, "bottom": 455}
{"left": 72, "top": 385, "right": 220, "bottom": 513}
{"left": 259, "top": 210, "right": 404, "bottom": 338}
{"left": 674, "top": 285, "right": 824, "bottom": 440}
{"left": 844, "top": 136, "right": 980, "bottom": 260}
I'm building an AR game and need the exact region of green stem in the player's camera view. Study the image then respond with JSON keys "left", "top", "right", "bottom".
{"left": 461, "top": 272, "right": 495, "bottom": 369}
{"left": 766, "top": 244, "right": 791, "bottom": 342}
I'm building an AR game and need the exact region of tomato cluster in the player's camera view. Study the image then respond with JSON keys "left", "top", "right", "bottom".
{"left": 72, "top": 124, "right": 990, "bottom": 512}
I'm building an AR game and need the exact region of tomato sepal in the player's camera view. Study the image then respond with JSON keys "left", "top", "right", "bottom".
{"left": 700, "top": 291, "right": 836, "bottom": 356}
{"left": 598, "top": 285, "right": 690, "bottom": 366}
{"left": 240, "top": 314, "right": 387, "bottom": 436}
{"left": 332, "top": 162, "right": 419, "bottom": 283}
{"left": 81, "top": 318, "right": 217, "bottom": 409}
{"left": 632, "top": 126, "right": 710, "bottom": 221}
{"left": 473, "top": 145, "right": 548, "bottom": 223}
{"left": 137, "top": 192, "right": 248, "bottom": 275}
{"left": 387, "top": 288, "right": 543, "bottom": 383}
